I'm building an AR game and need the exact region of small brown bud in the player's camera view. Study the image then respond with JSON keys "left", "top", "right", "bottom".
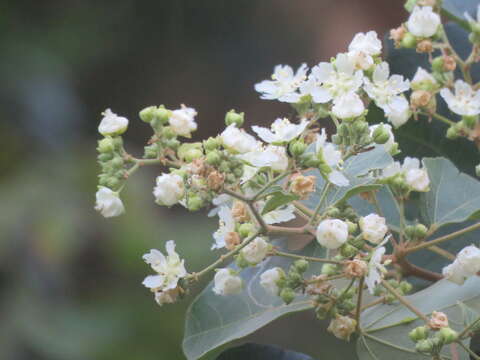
{"left": 327, "top": 315, "right": 357, "bottom": 340}
{"left": 206, "top": 170, "right": 224, "bottom": 191}
{"left": 390, "top": 26, "right": 406, "bottom": 45}
{"left": 306, "top": 276, "right": 332, "bottom": 295}
{"left": 443, "top": 55, "right": 457, "bottom": 72}
{"left": 304, "top": 132, "right": 317, "bottom": 144}
{"left": 225, "top": 231, "right": 241, "bottom": 250}
{"left": 231, "top": 201, "right": 250, "bottom": 222}
{"left": 344, "top": 259, "right": 368, "bottom": 278}
{"left": 187, "top": 158, "right": 206, "bottom": 175}
{"left": 416, "top": 40, "right": 433, "bottom": 53}
{"left": 290, "top": 173, "right": 316, "bottom": 199}
{"left": 411, "top": 90, "right": 432, "bottom": 108}
{"left": 155, "top": 287, "right": 181, "bottom": 306}
{"left": 428, "top": 311, "right": 449, "bottom": 330}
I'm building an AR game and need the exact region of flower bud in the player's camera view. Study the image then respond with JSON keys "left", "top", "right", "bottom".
{"left": 95, "top": 187, "right": 125, "bottom": 218}
{"left": 225, "top": 109, "right": 245, "bottom": 127}
{"left": 414, "top": 224, "right": 428, "bottom": 238}
{"left": 429, "top": 311, "right": 449, "bottom": 330}
{"left": 280, "top": 287, "right": 296, "bottom": 304}
{"left": 359, "top": 214, "right": 388, "bottom": 244}
{"left": 260, "top": 267, "right": 285, "bottom": 295}
{"left": 289, "top": 174, "right": 316, "bottom": 199}
{"left": 235, "top": 253, "right": 250, "bottom": 268}
{"left": 372, "top": 124, "right": 391, "bottom": 145}
{"left": 410, "top": 90, "right": 432, "bottom": 108}
{"left": 352, "top": 119, "right": 369, "bottom": 135}
{"left": 301, "top": 153, "right": 321, "bottom": 168}
{"left": 325, "top": 207, "right": 341, "bottom": 218}
{"left": 409, "top": 326, "right": 429, "bottom": 342}
{"left": 153, "top": 173, "right": 185, "bottom": 206}
{"left": 316, "top": 219, "right": 349, "bottom": 249}
{"left": 399, "top": 280, "right": 413, "bottom": 294}
{"left": 286, "top": 269, "right": 303, "bottom": 288}
{"left": 327, "top": 315, "right": 357, "bottom": 340}
{"left": 238, "top": 223, "right": 255, "bottom": 238}
{"left": 241, "top": 237, "right": 270, "bottom": 265}
{"left": 186, "top": 192, "right": 204, "bottom": 212}
{"left": 463, "top": 115, "right": 478, "bottom": 129}
{"left": 289, "top": 140, "right": 307, "bottom": 157}
{"left": 139, "top": 106, "right": 157, "bottom": 123}
{"left": 390, "top": 26, "right": 406, "bottom": 44}
{"left": 225, "top": 231, "right": 241, "bottom": 250}
{"left": 340, "top": 244, "right": 358, "bottom": 258}
{"left": 344, "top": 259, "right": 368, "bottom": 278}
{"left": 98, "top": 109, "right": 128, "bottom": 136}
{"left": 97, "top": 137, "right": 115, "bottom": 153}
{"left": 321, "top": 263, "right": 338, "bottom": 276}
{"left": 213, "top": 268, "right": 243, "bottom": 295}
{"left": 184, "top": 148, "right": 203, "bottom": 163}
{"left": 436, "top": 327, "right": 458, "bottom": 344}
{"left": 401, "top": 32, "right": 417, "bottom": 48}
{"left": 416, "top": 39, "right": 433, "bottom": 53}
{"left": 204, "top": 137, "right": 221, "bottom": 152}
{"left": 205, "top": 150, "right": 221, "bottom": 166}
{"left": 415, "top": 339, "right": 434, "bottom": 353}
{"left": 207, "top": 171, "right": 225, "bottom": 191}
{"left": 446, "top": 125, "right": 460, "bottom": 140}
{"left": 294, "top": 259, "right": 309, "bottom": 273}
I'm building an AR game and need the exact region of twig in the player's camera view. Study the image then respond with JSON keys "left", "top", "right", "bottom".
{"left": 273, "top": 250, "right": 341, "bottom": 264}
{"left": 381, "top": 280, "right": 429, "bottom": 323}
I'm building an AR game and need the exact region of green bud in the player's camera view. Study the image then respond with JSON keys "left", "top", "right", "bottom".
{"left": 98, "top": 153, "right": 114, "bottom": 162}
{"left": 321, "top": 263, "right": 337, "bottom": 276}
{"left": 315, "top": 305, "right": 329, "bottom": 320}
{"left": 338, "top": 123, "right": 349, "bottom": 137}
{"left": 280, "top": 287, "right": 296, "bottom": 305}
{"left": 446, "top": 125, "right": 459, "bottom": 140}
{"left": 155, "top": 106, "right": 171, "bottom": 125}
{"left": 463, "top": 115, "right": 478, "bottom": 129}
{"left": 287, "top": 270, "right": 303, "bottom": 288}
{"left": 289, "top": 140, "right": 307, "bottom": 157}
{"left": 349, "top": 236, "right": 365, "bottom": 249}
{"left": 293, "top": 259, "right": 309, "bottom": 273}
{"left": 238, "top": 223, "right": 255, "bottom": 238}
{"left": 187, "top": 192, "right": 204, "bottom": 211}
{"left": 97, "top": 137, "right": 115, "bottom": 153}
{"left": 352, "top": 120, "right": 369, "bottom": 135}
{"left": 225, "top": 173, "right": 237, "bottom": 184}
{"left": 346, "top": 221, "right": 358, "bottom": 234}
{"left": 387, "top": 279, "right": 400, "bottom": 288}
{"left": 165, "top": 139, "right": 180, "bottom": 151}
{"left": 339, "top": 299, "right": 356, "bottom": 312}
{"left": 331, "top": 134, "right": 342, "bottom": 145}
{"left": 184, "top": 148, "right": 203, "bottom": 162}
{"left": 470, "top": 31, "right": 480, "bottom": 44}
{"left": 399, "top": 281, "right": 413, "bottom": 294}
{"left": 414, "top": 224, "right": 428, "bottom": 238}
{"left": 205, "top": 150, "right": 222, "bottom": 165}
{"left": 110, "top": 157, "right": 124, "bottom": 169}
{"left": 384, "top": 293, "right": 396, "bottom": 304}
{"left": 235, "top": 253, "right": 250, "bottom": 269}
{"left": 162, "top": 126, "right": 176, "bottom": 139}
{"left": 301, "top": 153, "right": 321, "bottom": 168}
{"left": 405, "top": 225, "right": 416, "bottom": 239}
{"left": 144, "top": 144, "right": 158, "bottom": 159}
{"left": 178, "top": 143, "right": 202, "bottom": 160}
{"left": 436, "top": 327, "right": 458, "bottom": 344}
{"left": 225, "top": 109, "right": 245, "bottom": 127}
{"left": 404, "top": 0, "right": 417, "bottom": 12}
{"left": 139, "top": 106, "right": 157, "bottom": 123}
{"left": 325, "top": 207, "right": 341, "bottom": 218}
{"left": 372, "top": 124, "right": 390, "bottom": 145}
{"left": 218, "top": 160, "right": 230, "bottom": 173}
{"left": 401, "top": 32, "right": 417, "bottom": 48}
{"left": 415, "top": 339, "right": 433, "bottom": 353}
{"left": 391, "top": 175, "right": 409, "bottom": 194}
{"left": 233, "top": 167, "right": 244, "bottom": 178}
{"left": 204, "top": 137, "right": 221, "bottom": 151}
{"left": 409, "top": 326, "right": 430, "bottom": 342}
{"left": 431, "top": 56, "right": 444, "bottom": 73}
{"left": 340, "top": 244, "right": 358, "bottom": 258}
{"left": 112, "top": 136, "right": 123, "bottom": 149}
{"left": 171, "top": 169, "right": 187, "bottom": 179}
{"left": 107, "top": 177, "right": 120, "bottom": 189}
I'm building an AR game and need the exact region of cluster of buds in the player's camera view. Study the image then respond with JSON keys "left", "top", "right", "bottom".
{"left": 372, "top": 279, "right": 413, "bottom": 303}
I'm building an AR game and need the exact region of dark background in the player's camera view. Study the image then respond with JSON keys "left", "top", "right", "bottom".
{"left": 0, "top": 1, "right": 405, "bottom": 359}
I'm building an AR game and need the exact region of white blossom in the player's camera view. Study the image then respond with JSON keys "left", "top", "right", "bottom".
{"left": 259, "top": 202, "right": 296, "bottom": 225}
{"left": 369, "top": 123, "right": 395, "bottom": 152}
{"left": 213, "top": 268, "right": 243, "bottom": 295}
{"left": 315, "top": 129, "right": 350, "bottom": 186}
{"left": 260, "top": 267, "right": 284, "bottom": 295}
{"left": 365, "top": 246, "right": 386, "bottom": 294}
{"left": 142, "top": 240, "right": 187, "bottom": 292}
{"left": 255, "top": 64, "right": 308, "bottom": 103}
{"left": 411, "top": 67, "right": 437, "bottom": 86}
{"left": 442, "top": 262, "right": 467, "bottom": 285}
{"left": 153, "top": 173, "right": 185, "bottom": 206}
{"left": 98, "top": 109, "right": 128, "bottom": 136}
{"left": 169, "top": 105, "right": 198, "bottom": 137}
{"left": 300, "top": 53, "right": 363, "bottom": 103}
{"left": 212, "top": 206, "right": 236, "bottom": 250}
{"left": 359, "top": 214, "right": 388, "bottom": 244}
{"left": 207, "top": 194, "right": 233, "bottom": 217}
{"left": 364, "top": 62, "right": 410, "bottom": 127}
{"left": 407, "top": 6, "right": 441, "bottom": 38}
{"left": 95, "top": 187, "right": 125, "bottom": 218}
{"left": 316, "top": 219, "right": 349, "bottom": 249}
{"left": 456, "top": 245, "right": 480, "bottom": 275}
{"left": 220, "top": 124, "right": 260, "bottom": 154}
{"left": 440, "top": 80, "right": 480, "bottom": 116}
{"left": 252, "top": 118, "right": 308, "bottom": 144}
{"left": 241, "top": 237, "right": 270, "bottom": 264}
{"left": 331, "top": 92, "right": 365, "bottom": 119}
{"left": 403, "top": 157, "right": 430, "bottom": 192}
{"left": 347, "top": 31, "right": 382, "bottom": 71}
{"left": 238, "top": 145, "right": 289, "bottom": 172}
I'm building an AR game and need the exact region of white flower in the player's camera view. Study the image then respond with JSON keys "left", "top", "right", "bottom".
{"left": 442, "top": 262, "right": 467, "bottom": 285}
{"left": 365, "top": 246, "right": 386, "bottom": 294}
{"left": 241, "top": 237, "right": 270, "bottom": 264}
{"left": 359, "top": 214, "right": 388, "bottom": 244}
{"left": 411, "top": 67, "right": 437, "bottom": 86}
{"left": 316, "top": 219, "right": 349, "bottom": 249}
{"left": 347, "top": 50, "right": 374, "bottom": 71}
{"left": 403, "top": 157, "right": 430, "bottom": 192}
{"left": 98, "top": 109, "right": 128, "bottom": 136}
{"left": 327, "top": 315, "right": 357, "bottom": 341}
{"left": 255, "top": 64, "right": 308, "bottom": 103}
{"left": 213, "top": 268, "right": 243, "bottom": 295}
{"left": 259, "top": 203, "right": 296, "bottom": 225}
{"left": 369, "top": 123, "right": 395, "bottom": 152}
{"left": 220, "top": 124, "right": 260, "bottom": 154}
{"left": 169, "top": 105, "right": 198, "bottom": 137}
{"left": 363, "top": 62, "right": 410, "bottom": 127}
{"left": 240, "top": 165, "right": 259, "bottom": 184}
{"left": 207, "top": 194, "right": 233, "bottom": 217}
{"left": 407, "top": 6, "right": 441, "bottom": 38}
{"left": 153, "top": 173, "right": 185, "bottom": 206}
{"left": 331, "top": 92, "right": 365, "bottom": 119}
{"left": 348, "top": 31, "right": 382, "bottom": 56}
{"left": 315, "top": 129, "right": 350, "bottom": 187}
{"left": 238, "top": 145, "right": 289, "bottom": 172}
{"left": 300, "top": 53, "right": 363, "bottom": 103}
{"left": 456, "top": 245, "right": 480, "bottom": 275}
{"left": 142, "top": 240, "right": 187, "bottom": 292}
{"left": 252, "top": 118, "right": 308, "bottom": 144}
{"left": 212, "top": 206, "right": 236, "bottom": 250}
{"left": 260, "top": 267, "right": 284, "bottom": 295}
{"left": 440, "top": 80, "right": 480, "bottom": 116}
{"left": 94, "top": 187, "right": 125, "bottom": 218}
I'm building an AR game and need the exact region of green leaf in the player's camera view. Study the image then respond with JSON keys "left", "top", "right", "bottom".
{"left": 357, "top": 277, "right": 480, "bottom": 360}
{"left": 420, "top": 158, "right": 480, "bottom": 227}
{"left": 262, "top": 191, "right": 299, "bottom": 215}
{"left": 303, "top": 146, "right": 393, "bottom": 213}
{"left": 215, "top": 343, "right": 315, "bottom": 360}
{"left": 442, "top": 0, "right": 480, "bottom": 31}
{"left": 182, "top": 240, "right": 324, "bottom": 360}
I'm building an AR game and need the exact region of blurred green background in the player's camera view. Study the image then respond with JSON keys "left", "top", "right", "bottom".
{"left": 0, "top": 1, "right": 404, "bottom": 359}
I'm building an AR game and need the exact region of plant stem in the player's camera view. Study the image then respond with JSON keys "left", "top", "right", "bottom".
{"left": 355, "top": 277, "right": 365, "bottom": 332}
{"left": 459, "top": 316, "right": 480, "bottom": 339}
{"left": 273, "top": 250, "right": 341, "bottom": 264}
{"left": 381, "top": 280, "right": 429, "bottom": 323}
{"left": 405, "top": 222, "right": 480, "bottom": 255}
{"left": 252, "top": 171, "right": 292, "bottom": 201}
{"left": 428, "top": 245, "right": 456, "bottom": 261}
{"left": 307, "top": 182, "right": 331, "bottom": 226}
{"left": 421, "top": 112, "right": 456, "bottom": 127}
{"left": 457, "top": 341, "right": 480, "bottom": 360}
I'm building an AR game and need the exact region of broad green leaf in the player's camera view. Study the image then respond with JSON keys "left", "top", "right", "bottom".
{"left": 262, "top": 191, "right": 299, "bottom": 215}
{"left": 442, "top": 0, "right": 480, "bottom": 31}
{"left": 182, "top": 240, "right": 324, "bottom": 360}
{"left": 303, "top": 146, "right": 393, "bottom": 213}
{"left": 216, "top": 343, "right": 315, "bottom": 360}
{"left": 357, "top": 277, "right": 480, "bottom": 360}
{"left": 420, "top": 158, "right": 480, "bottom": 227}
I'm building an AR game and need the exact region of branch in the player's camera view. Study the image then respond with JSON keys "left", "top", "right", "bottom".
{"left": 381, "top": 280, "right": 429, "bottom": 323}
{"left": 272, "top": 249, "right": 341, "bottom": 264}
